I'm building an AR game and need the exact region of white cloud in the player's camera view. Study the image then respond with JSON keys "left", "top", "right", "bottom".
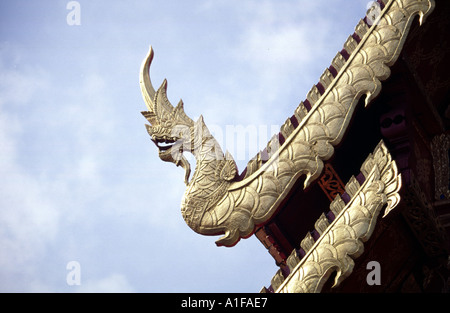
{"left": 0, "top": 42, "right": 188, "bottom": 291}
{"left": 0, "top": 44, "right": 50, "bottom": 107}
{"left": 76, "top": 273, "right": 135, "bottom": 293}
{"left": 0, "top": 44, "right": 130, "bottom": 291}
{"left": 0, "top": 50, "right": 60, "bottom": 290}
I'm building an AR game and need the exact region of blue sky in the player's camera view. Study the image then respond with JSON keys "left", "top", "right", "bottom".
{"left": 0, "top": 0, "right": 369, "bottom": 292}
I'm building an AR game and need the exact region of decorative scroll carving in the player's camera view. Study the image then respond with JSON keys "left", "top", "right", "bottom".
{"left": 318, "top": 164, "right": 345, "bottom": 202}
{"left": 268, "top": 141, "right": 402, "bottom": 293}
{"left": 140, "top": 0, "right": 434, "bottom": 247}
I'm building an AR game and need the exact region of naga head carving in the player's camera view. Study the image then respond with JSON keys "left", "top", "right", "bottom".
{"left": 140, "top": 46, "right": 194, "bottom": 184}
{"left": 140, "top": 46, "right": 238, "bottom": 188}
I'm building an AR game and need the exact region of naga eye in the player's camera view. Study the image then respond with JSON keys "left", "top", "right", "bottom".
{"left": 162, "top": 122, "right": 171, "bottom": 128}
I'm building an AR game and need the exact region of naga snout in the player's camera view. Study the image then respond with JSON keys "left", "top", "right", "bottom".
{"left": 144, "top": 123, "right": 192, "bottom": 186}
{"left": 145, "top": 124, "right": 191, "bottom": 152}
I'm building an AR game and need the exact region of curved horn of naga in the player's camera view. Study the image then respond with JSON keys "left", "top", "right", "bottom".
{"left": 140, "top": 0, "right": 435, "bottom": 247}
{"left": 140, "top": 46, "right": 156, "bottom": 111}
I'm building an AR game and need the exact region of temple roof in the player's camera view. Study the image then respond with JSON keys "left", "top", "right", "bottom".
{"left": 257, "top": 0, "right": 450, "bottom": 293}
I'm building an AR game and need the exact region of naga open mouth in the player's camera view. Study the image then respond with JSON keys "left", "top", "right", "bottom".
{"left": 153, "top": 139, "right": 175, "bottom": 151}
{"left": 151, "top": 135, "right": 191, "bottom": 186}
{"left": 151, "top": 136, "right": 179, "bottom": 152}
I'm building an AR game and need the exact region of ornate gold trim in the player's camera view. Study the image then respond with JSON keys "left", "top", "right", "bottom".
{"left": 267, "top": 141, "right": 402, "bottom": 293}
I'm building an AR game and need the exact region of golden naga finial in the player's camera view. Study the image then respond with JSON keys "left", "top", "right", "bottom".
{"left": 140, "top": 46, "right": 194, "bottom": 185}
{"left": 140, "top": 0, "right": 434, "bottom": 247}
